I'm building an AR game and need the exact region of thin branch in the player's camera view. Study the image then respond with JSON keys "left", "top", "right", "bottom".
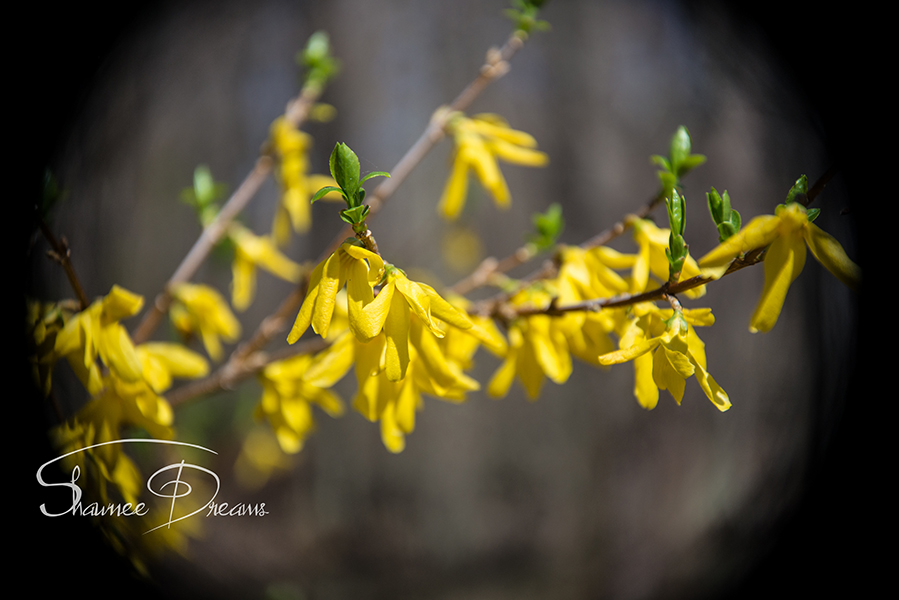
{"left": 452, "top": 190, "right": 666, "bottom": 296}
{"left": 167, "top": 336, "right": 330, "bottom": 408}
{"left": 38, "top": 217, "right": 90, "bottom": 310}
{"left": 469, "top": 166, "right": 836, "bottom": 320}
{"left": 164, "top": 30, "right": 532, "bottom": 408}
{"left": 131, "top": 85, "right": 322, "bottom": 345}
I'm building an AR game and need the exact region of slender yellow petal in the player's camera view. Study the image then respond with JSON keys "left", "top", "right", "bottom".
{"left": 380, "top": 400, "right": 406, "bottom": 453}
{"left": 384, "top": 290, "right": 411, "bottom": 381}
{"left": 517, "top": 340, "right": 545, "bottom": 400}
{"left": 231, "top": 256, "right": 256, "bottom": 312}
{"left": 803, "top": 222, "right": 861, "bottom": 290}
{"left": 633, "top": 351, "right": 658, "bottom": 409}
{"left": 486, "top": 138, "right": 548, "bottom": 166}
{"left": 304, "top": 333, "right": 355, "bottom": 388}
{"left": 598, "top": 336, "right": 660, "bottom": 365}
{"left": 468, "top": 117, "right": 538, "bottom": 147}
{"left": 438, "top": 152, "right": 471, "bottom": 221}
{"left": 102, "top": 286, "right": 145, "bottom": 322}
{"left": 652, "top": 346, "right": 686, "bottom": 403}
{"left": 487, "top": 351, "right": 517, "bottom": 399}
{"left": 395, "top": 377, "right": 419, "bottom": 434}
{"left": 699, "top": 215, "right": 780, "bottom": 278}
{"left": 749, "top": 233, "right": 806, "bottom": 333}
{"left": 311, "top": 251, "right": 344, "bottom": 338}
{"left": 287, "top": 262, "right": 324, "bottom": 344}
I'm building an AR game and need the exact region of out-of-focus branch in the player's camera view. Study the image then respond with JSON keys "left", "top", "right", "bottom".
{"left": 131, "top": 85, "right": 322, "bottom": 345}
{"left": 165, "top": 31, "right": 533, "bottom": 407}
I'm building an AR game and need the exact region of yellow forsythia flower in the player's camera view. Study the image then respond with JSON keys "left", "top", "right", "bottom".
{"left": 287, "top": 241, "right": 385, "bottom": 343}
{"left": 53, "top": 285, "right": 145, "bottom": 395}
{"left": 352, "top": 327, "right": 479, "bottom": 453}
{"left": 630, "top": 218, "right": 705, "bottom": 298}
{"left": 487, "top": 287, "right": 572, "bottom": 400}
{"left": 353, "top": 266, "right": 473, "bottom": 382}
{"left": 256, "top": 353, "right": 345, "bottom": 454}
{"left": 269, "top": 117, "right": 341, "bottom": 241}
{"left": 599, "top": 305, "right": 730, "bottom": 411}
{"left": 439, "top": 113, "right": 548, "bottom": 220}
{"left": 699, "top": 201, "right": 861, "bottom": 333}
{"left": 229, "top": 224, "right": 303, "bottom": 311}
{"left": 170, "top": 282, "right": 241, "bottom": 361}
{"left": 136, "top": 342, "right": 209, "bottom": 394}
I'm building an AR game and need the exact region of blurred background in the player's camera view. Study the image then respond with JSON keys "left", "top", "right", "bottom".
{"left": 21, "top": 1, "right": 869, "bottom": 599}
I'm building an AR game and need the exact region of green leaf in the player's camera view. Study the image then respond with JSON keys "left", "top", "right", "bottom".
{"left": 676, "top": 154, "right": 706, "bottom": 177}
{"left": 651, "top": 155, "right": 672, "bottom": 173}
{"left": 339, "top": 204, "right": 369, "bottom": 225}
{"left": 729, "top": 207, "right": 741, "bottom": 231}
{"left": 329, "top": 142, "right": 361, "bottom": 203}
{"left": 299, "top": 31, "right": 340, "bottom": 90}
{"left": 707, "top": 187, "right": 724, "bottom": 223}
{"left": 666, "top": 189, "right": 686, "bottom": 236}
{"left": 785, "top": 175, "right": 808, "bottom": 205}
{"left": 806, "top": 208, "right": 820, "bottom": 222}
{"left": 359, "top": 171, "right": 391, "bottom": 185}
{"left": 528, "top": 202, "right": 564, "bottom": 251}
{"left": 311, "top": 186, "right": 344, "bottom": 203}
{"left": 669, "top": 126, "right": 692, "bottom": 174}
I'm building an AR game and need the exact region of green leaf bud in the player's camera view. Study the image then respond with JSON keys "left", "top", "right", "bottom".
{"left": 785, "top": 175, "right": 808, "bottom": 205}
{"left": 329, "top": 142, "right": 361, "bottom": 204}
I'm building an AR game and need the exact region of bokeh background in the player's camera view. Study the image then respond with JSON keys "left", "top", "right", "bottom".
{"left": 22, "top": 1, "right": 870, "bottom": 599}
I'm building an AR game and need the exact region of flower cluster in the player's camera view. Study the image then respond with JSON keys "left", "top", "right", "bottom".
{"left": 228, "top": 223, "right": 303, "bottom": 312}
{"left": 598, "top": 305, "right": 730, "bottom": 411}
{"left": 699, "top": 200, "right": 860, "bottom": 333}
{"left": 282, "top": 240, "right": 502, "bottom": 452}
{"left": 44, "top": 285, "right": 210, "bottom": 570}
{"left": 439, "top": 113, "right": 548, "bottom": 220}
{"left": 170, "top": 282, "right": 241, "bottom": 361}
{"left": 269, "top": 116, "right": 341, "bottom": 241}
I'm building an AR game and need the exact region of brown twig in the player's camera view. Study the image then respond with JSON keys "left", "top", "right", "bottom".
{"left": 164, "top": 30, "right": 532, "bottom": 408}
{"left": 131, "top": 85, "right": 322, "bottom": 345}
{"left": 38, "top": 218, "right": 90, "bottom": 310}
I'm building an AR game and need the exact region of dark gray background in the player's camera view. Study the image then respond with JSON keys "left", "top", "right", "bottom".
{"left": 21, "top": 1, "right": 870, "bottom": 599}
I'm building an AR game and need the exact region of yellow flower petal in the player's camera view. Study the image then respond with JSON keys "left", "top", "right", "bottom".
{"left": 699, "top": 214, "right": 780, "bottom": 279}
{"left": 803, "top": 222, "right": 861, "bottom": 290}
{"left": 749, "top": 232, "right": 806, "bottom": 333}
{"left": 438, "top": 151, "right": 471, "bottom": 221}
{"left": 384, "top": 289, "right": 411, "bottom": 381}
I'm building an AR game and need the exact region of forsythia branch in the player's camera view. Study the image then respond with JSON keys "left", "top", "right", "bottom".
{"left": 163, "top": 30, "right": 533, "bottom": 408}
{"left": 131, "top": 84, "right": 324, "bottom": 345}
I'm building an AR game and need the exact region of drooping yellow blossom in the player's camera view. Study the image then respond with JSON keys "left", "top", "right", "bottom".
{"left": 255, "top": 352, "right": 345, "bottom": 454}
{"left": 487, "top": 286, "right": 573, "bottom": 400}
{"left": 53, "top": 285, "right": 145, "bottom": 395}
{"left": 136, "top": 342, "right": 209, "bottom": 394}
{"left": 307, "top": 289, "right": 483, "bottom": 453}
{"left": 354, "top": 266, "right": 473, "bottom": 382}
{"left": 287, "top": 240, "right": 385, "bottom": 343}
{"left": 630, "top": 218, "right": 706, "bottom": 298}
{"left": 556, "top": 244, "right": 635, "bottom": 300}
{"left": 229, "top": 224, "right": 303, "bottom": 311}
{"left": 598, "top": 305, "right": 730, "bottom": 411}
{"left": 439, "top": 113, "right": 548, "bottom": 220}
{"left": 352, "top": 323, "right": 480, "bottom": 453}
{"left": 170, "top": 282, "right": 241, "bottom": 361}
{"left": 269, "top": 116, "right": 341, "bottom": 241}
{"left": 699, "top": 201, "right": 861, "bottom": 333}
